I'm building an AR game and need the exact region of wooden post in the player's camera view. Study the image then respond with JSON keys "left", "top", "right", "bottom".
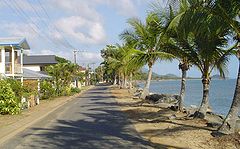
{"left": 0, "top": 47, "right": 5, "bottom": 74}
{"left": 20, "top": 48, "right": 23, "bottom": 84}
{"left": 36, "top": 79, "right": 40, "bottom": 105}
{"left": 11, "top": 45, "right": 15, "bottom": 78}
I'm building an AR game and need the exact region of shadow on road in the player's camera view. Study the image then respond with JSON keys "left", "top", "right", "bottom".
{"left": 20, "top": 86, "right": 159, "bottom": 149}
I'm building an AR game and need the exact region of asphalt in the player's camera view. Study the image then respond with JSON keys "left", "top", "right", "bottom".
{"left": 0, "top": 85, "right": 154, "bottom": 149}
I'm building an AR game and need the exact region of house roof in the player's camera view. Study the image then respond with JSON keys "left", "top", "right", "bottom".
{"left": 79, "top": 66, "right": 86, "bottom": 71}
{"left": 23, "top": 68, "right": 51, "bottom": 79}
{"left": 0, "top": 37, "right": 30, "bottom": 49}
{"left": 23, "top": 55, "right": 58, "bottom": 65}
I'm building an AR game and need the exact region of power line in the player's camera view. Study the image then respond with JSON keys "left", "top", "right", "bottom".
{"left": 26, "top": 0, "right": 74, "bottom": 49}
{"left": 13, "top": 0, "right": 68, "bottom": 49}
{"left": 2, "top": 0, "right": 59, "bottom": 50}
{"left": 2, "top": 0, "right": 68, "bottom": 50}
{"left": 36, "top": 0, "right": 75, "bottom": 49}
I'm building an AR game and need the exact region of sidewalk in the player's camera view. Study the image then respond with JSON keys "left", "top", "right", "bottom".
{"left": 0, "top": 86, "right": 92, "bottom": 144}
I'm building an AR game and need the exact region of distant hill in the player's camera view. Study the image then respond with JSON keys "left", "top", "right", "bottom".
{"left": 136, "top": 68, "right": 181, "bottom": 80}
{"left": 157, "top": 73, "right": 180, "bottom": 80}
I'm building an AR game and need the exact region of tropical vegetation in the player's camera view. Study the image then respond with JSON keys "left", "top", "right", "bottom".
{"left": 0, "top": 80, "right": 21, "bottom": 115}
{"left": 100, "top": 0, "right": 240, "bottom": 134}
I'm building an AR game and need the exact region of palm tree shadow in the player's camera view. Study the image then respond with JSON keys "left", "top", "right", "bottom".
{"left": 17, "top": 85, "right": 188, "bottom": 149}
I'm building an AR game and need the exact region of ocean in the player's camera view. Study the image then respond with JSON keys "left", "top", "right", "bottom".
{"left": 139, "top": 79, "right": 237, "bottom": 115}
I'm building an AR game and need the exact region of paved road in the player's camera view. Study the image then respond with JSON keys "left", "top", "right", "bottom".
{"left": 1, "top": 85, "right": 154, "bottom": 149}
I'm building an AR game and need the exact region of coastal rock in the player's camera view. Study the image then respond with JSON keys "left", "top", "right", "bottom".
{"left": 170, "top": 105, "right": 179, "bottom": 111}
{"left": 132, "top": 88, "right": 143, "bottom": 99}
{"left": 136, "top": 88, "right": 143, "bottom": 92}
{"left": 207, "top": 122, "right": 221, "bottom": 128}
{"left": 186, "top": 106, "right": 198, "bottom": 117}
{"left": 145, "top": 94, "right": 180, "bottom": 104}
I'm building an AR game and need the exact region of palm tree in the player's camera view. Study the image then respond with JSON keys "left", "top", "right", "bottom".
{"left": 155, "top": 0, "right": 234, "bottom": 117}
{"left": 120, "top": 13, "right": 173, "bottom": 99}
{"left": 179, "top": 1, "right": 235, "bottom": 118}
{"left": 153, "top": 0, "right": 191, "bottom": 111}
{"left": 177, "top": 0, "right": 240, "bottom": 133}
{"left": 46, "top": 62, "right": 78, "bottom": 95}
{"left": 101, "top": 44, "right": 139, "bottom": 88}
{"left": 101, "top": 45, "right": 120, "bottom": 85}
{"left": 204, "top": 0, "right": 240, "bottom": 134}
{"left": 108, "top": 45, "right": 129, "bottom": 88}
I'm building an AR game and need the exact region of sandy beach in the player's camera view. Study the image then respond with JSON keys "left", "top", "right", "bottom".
{"left": 110, "top": 86, "right": 240, "bottom": 149}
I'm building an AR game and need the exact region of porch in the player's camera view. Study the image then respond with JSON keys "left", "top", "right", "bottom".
{"left": 0, "top": 37, "right": 30, "bottom": 77}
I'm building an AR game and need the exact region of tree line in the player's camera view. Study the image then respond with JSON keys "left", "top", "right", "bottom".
{"left": 100, "top": 0, "right": 240, "bottom": 135}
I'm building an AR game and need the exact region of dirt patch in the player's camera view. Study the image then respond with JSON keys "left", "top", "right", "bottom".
{"left": 111, "top": 86, "right": 239, "bottom": 149}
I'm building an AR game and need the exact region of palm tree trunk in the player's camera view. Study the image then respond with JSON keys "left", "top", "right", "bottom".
{"left": 123, "top": 74, "right": 128, "bottom": 88}
{"left": 113, "top": 74, "right": 117, "bottom": 85}
{"left": 140, "top": 65, "right": 153, "bottom": 99}
{"left": 120, "top": 73, "right": 124, "bottom": 89}
{"left": 194, "top": 77, "right": 211, "bottom": 118}
{"left": 129, "top": 73, "right": 133, "bottom": 89}
{"left": 179, "top": 68, "right": 187, "bottom": 111}
{"left": 218, "top": 44, "right": 240, "bottom": 134}
{"left": 118, "top": 72, "right": 121, "bottom": 85}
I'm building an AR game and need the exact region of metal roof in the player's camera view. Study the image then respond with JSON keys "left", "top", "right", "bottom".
{"left": 23, "top": 55, "right": 58, "bottom": 65}
{"left": 23, "top": 68, "right": 51, "bottom": 79}
{"left": 0, "top": 37, "right": 30, "bottom": 49}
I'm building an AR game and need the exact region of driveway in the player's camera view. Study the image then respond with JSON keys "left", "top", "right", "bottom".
{"left": 1, "top": 85, "right": 154, "bottom": 149}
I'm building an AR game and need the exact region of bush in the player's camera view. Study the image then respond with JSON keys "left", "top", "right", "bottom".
{"left": 40, "top": 80, "right": 55, "bottom": 100}
{"left": 61, "top": 86, "right": 72, "bottom": 96}
{"left": 5, "top": 78, "right": 23, "bottom": 100}
{"left": 0, "top": 80, "right": 21, "bottom": 115}
{"left": 71, "top": 87, "right": 81, "bottom": 94}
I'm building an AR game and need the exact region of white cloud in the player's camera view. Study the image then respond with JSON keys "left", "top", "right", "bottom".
{"left": 48, "top": 0, "right": 102, "bottom": 21}
{"left": 48, "top": 0, "right": 139, "bottom": 18}
{"left": 106, "top": 0, "right": 138, "bottom": 17}
{"left": 1, "top": 22, "right": 39, "bottom": 39}
{"left": 55, "top": 16, "right": 107, "bottom": 45}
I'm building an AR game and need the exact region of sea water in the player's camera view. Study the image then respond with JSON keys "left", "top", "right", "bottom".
{"left": 139, "top": 79, "right": 236, "bottom": 115}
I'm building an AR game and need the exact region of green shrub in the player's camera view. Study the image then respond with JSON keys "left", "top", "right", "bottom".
{"left": 40, "top": 80, "right": 55, "bottom": 100}
{"left": 5, "top": 78, "right": 23, "bottom": 101}
{"left": 0, "top": 80, "right": 21, "bottom": 115}
{"left": 62, "top": 86, "right": 72, "bottom": 96}
{"left": 71, "top": 87, "right": 81, "bottom": 94}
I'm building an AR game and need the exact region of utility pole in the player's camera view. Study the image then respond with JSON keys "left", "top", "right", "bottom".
{"left": 90, "top": 62, "right": 96, "bottom": 85}
{"left": 73, "top": 50, "right": 78, "bottom": 64}
{"left": 73, "top": 50, "right": 85, "bottom": 64}
{"left": 73, "top": 50, "right": 85, "bottom": 88}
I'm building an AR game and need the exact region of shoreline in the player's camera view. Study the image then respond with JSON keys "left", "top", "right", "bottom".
{"left": 136, "top": 79, "right": 236, "bottom": 116}
{"left": 136, "top": 78, "right": 235, "bottom": 82}
{"left": 110, "top": 86, "right": 240, "bottom": 149}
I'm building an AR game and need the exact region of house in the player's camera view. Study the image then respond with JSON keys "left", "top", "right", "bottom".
{"left": 0, "top": 37, "right": 51, "bottom": 107}
{"left": 23, "top": 55, "right": 58, "bottom": 72}
{"left": 0, "top": 37, "right": 29, "bottom": 79}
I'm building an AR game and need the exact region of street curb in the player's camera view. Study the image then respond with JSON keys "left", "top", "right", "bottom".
{"left": 0, "top": 86, "right": 93, "bottom": 145}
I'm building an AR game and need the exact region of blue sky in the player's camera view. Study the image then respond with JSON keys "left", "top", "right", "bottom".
{"left": 0, "top": 0, "right": 238, "bottom": 78}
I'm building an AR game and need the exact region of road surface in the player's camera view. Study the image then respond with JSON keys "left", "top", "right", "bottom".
{"left": 1, "top": 85, "right": 154, "bottom": 149}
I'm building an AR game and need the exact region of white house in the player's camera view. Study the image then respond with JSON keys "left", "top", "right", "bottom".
{"left": 0, "top": 37, "right": 29, "bottom": 79}
{"left": 0, "top": 37, "right": 51, "bottom": 107}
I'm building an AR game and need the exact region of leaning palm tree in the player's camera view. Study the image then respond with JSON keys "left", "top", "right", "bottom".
{"left": 120, "top": 13, "right": 174, "bottom": 99}
{"left": 204, "top": 0, "right": 240, "bottom": 134}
